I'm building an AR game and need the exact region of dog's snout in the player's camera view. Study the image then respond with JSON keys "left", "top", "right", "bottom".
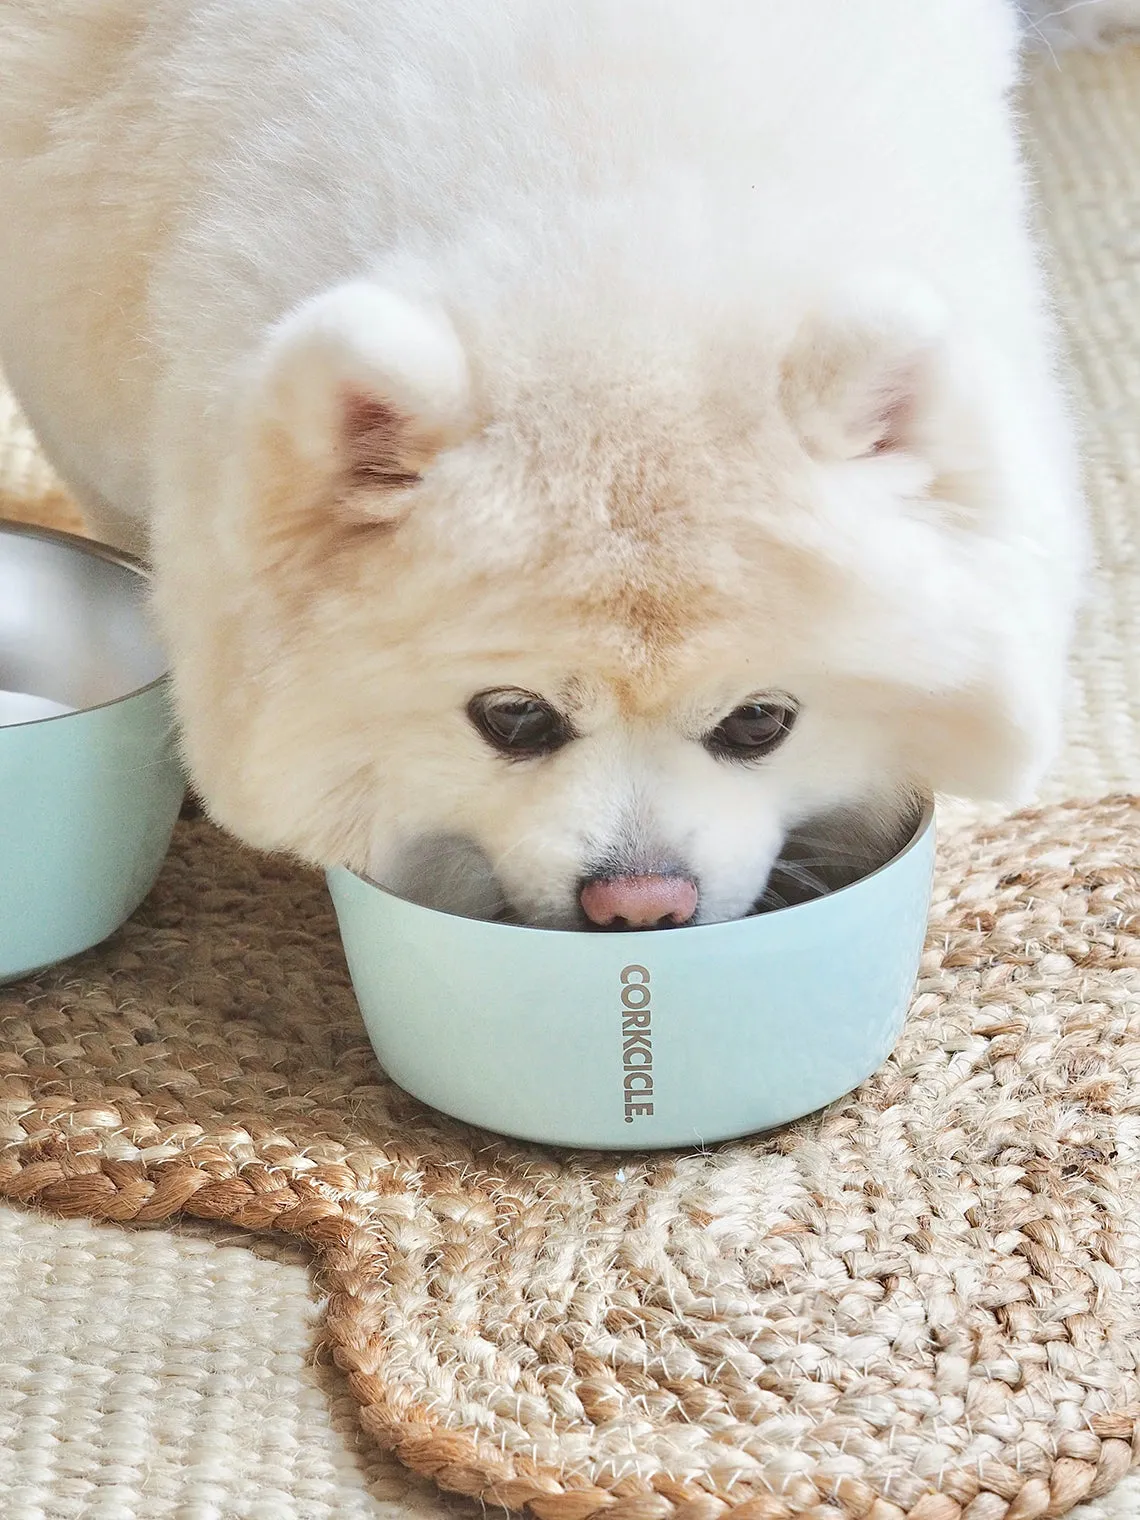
{"left": 579, "top": 873, "right": 699, "bottom": 930}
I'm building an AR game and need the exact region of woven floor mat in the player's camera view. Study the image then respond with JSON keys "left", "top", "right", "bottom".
{"left": 4, "top": 797, "right": 1140, "bottom": 1520}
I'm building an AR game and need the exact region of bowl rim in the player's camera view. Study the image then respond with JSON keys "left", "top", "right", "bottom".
{"left": 335, "top": 790, "right": 936, "bottom": 938}
{"left": 0, "top": 517, "right": 170, "bottom": 727}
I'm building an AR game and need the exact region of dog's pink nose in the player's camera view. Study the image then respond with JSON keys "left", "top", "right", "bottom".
{"left": 579, "top": 874, "right": 699, "bottom": 929}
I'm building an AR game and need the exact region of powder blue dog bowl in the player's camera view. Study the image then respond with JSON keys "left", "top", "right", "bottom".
{"left": 328, "top": 795, "right": 935, "bottom": 1150}
{"left": 0, "top": 521, "right": 185, "bottom": 983}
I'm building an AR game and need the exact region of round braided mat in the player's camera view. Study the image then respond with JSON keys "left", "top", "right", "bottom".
{"left": 4, "top": 798, "right": 1140, "bottom": 1520}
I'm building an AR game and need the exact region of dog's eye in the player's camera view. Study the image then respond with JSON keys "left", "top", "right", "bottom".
{"left": 707, "top": 700, "right": 798, "bottom": 760}
{"left": 467, "top": 690, "right": 572, "bottom": 756}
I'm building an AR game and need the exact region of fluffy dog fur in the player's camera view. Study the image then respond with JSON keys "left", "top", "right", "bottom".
{"left": 0, "top": 0, "right": 1087, "bottom": 927}
{"left": 1018, "top": 0, "right": 1140, "bottom": 49}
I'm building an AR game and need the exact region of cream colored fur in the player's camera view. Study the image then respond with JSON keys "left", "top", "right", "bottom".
{"left": 0, "top": 0, "right": 1088, "bottom": 926}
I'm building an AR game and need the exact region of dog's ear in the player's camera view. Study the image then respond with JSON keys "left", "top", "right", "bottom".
{"left": 780, "top": 277, "right": 950, "bottom": 461}
{"left": 241, "top": 281, "right": 472, "bottom": 549}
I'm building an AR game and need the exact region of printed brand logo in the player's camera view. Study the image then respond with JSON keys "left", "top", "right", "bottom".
{"left": 621, "top": 964, "right": 654, "bottom": 1123}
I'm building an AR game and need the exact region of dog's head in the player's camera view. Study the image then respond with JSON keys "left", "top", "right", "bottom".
{"left": 170, "top": 276, "right": 1071, "bottom": 928}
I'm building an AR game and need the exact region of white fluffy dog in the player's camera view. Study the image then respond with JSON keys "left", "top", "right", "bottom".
{"left": 0, "top": 0, "right": 1087, "bottom": 929}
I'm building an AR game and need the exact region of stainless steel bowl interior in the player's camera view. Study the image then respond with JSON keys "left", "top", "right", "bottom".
{"left": 0, "top": 522, "right": 167, "bottom": 718}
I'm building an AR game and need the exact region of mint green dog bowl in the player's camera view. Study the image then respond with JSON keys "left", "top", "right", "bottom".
{"left": 0, "top": 521, "right": 184, "bottom": 983}
{"left": 328, "top": 796, "right": 935, "bottom": 1150}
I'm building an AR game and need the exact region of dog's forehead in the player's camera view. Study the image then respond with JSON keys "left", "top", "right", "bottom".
{"left": 544, "top": 571, "right": 767, "bottom": 714}
{"left": 451, "top": 513, "right": 825, "bottom": 700}
{"left": 573, "top": 572, "right": 723, "bottom": 664}
{"left": 484, "top": 377, "right": 788, "bottom": 527}
{"left": 426, "top": 395, "right": 836, "bottom": 696}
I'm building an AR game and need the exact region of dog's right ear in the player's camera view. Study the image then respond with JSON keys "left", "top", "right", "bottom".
{"left": 239, "top": 281, "right": 472, "bottom": 558}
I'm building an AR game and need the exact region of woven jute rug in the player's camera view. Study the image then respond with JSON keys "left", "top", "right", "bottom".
{"left": 5, "top": 795, "right": 1140, "bottom": 1520}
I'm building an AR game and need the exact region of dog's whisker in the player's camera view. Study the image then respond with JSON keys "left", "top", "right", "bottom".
{"left": 784, "top": 874, "right": 832, "bottom": 890}
{"left": 487, "top": 829, "right": 557, "bottom": 876}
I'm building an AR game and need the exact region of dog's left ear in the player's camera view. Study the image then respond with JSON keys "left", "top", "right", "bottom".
{"left": 780, "top": 276, "right": 950, "bottom": 461}
{"left": 240, "top": 280, "right": 473, "bottom": 553}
